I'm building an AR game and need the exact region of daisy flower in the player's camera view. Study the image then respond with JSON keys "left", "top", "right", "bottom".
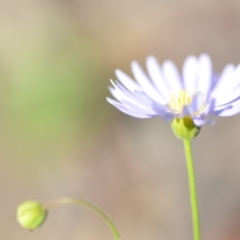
{"left": 107, "top": 54, "right": 240, "bottom": 126}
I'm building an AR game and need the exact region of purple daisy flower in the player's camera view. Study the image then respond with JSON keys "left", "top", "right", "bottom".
{"left": 107, "top": 54, "right": 240, "bottom": 126}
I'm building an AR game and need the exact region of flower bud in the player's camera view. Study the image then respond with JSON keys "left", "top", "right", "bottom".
{"left": 171, "top": 117, "right": 200, "bottom": 140}
{"left": 17, "top": 201, "right": 47, "bottom": 230}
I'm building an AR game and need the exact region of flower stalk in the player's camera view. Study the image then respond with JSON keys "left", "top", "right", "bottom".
{"left": 183, "top": 139, "right": 200, "bottom": 240}
{"left": 17, "top": 198, "right": 121, "bottom": 240}
{"left": 44, "top": 198, "right": 121, "bottom": 240}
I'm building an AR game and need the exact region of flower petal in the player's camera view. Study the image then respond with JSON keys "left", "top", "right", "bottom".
{"left": 196, "top": 54, "right": 212, "bottom": 96}
{"left": 162, "top": 60, "right": 182, "bottom": 93}
{"left": 210, "top": 64, "right": 235, "bottom": 101}
{"left": 214, "top": 64, "right": 240, "bottom": 106}
{"left": 182, "top": 55, "right": 198, "bottom": 95}
{"left": 146, "top": 56, "right": 170, "bottom": 101}
{"left": 108, "top": 84, "right": 136, "bottom": 104}
{"left": 193, "top": 117, "right": 215, "bottom": 126}
{"left": 107, "top": 98, "right": 151, "bottom": 118}
{"left": 188, "top": 92, "right": 205, "bottom": 115}
{"left": 115, "top": 69, "right": 140, "bottom": 92}
{"left": 218, "top": 102, "right": 240, "bottom": 116}
{"left": 131, "top": 61, "right": 165, "bottom": 104}
{"left": 203, "top": 99, "right": 216, "bottom": 115}
{"left": 193, "top": 118, "right": 206, "bottom": 126}
{"left": 109, "top": 81, "right": 152, "bottom": 108}
{"left": 152, "top": 102, "right": 174, "bottom": 119}
{"left": 121, "top": 100, "right": 157, "bottom": 115}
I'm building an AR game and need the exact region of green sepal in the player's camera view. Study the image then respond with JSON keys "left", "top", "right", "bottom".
{"left": 171, "top": 117, "right": 200, "bottom": 140}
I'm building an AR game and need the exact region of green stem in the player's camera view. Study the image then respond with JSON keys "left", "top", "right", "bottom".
{"left": 44, "top": 198, "right": 121, "bottom": 240}
{"left": 183, "top": 139, "right": 201, "bottom": 240}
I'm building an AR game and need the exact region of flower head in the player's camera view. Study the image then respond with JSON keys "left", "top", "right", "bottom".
{"left": 107, "top": 54, "right": 240, "bottom": 126}
{"left": 17, "top": 201, "right": 47, "bottom": 230}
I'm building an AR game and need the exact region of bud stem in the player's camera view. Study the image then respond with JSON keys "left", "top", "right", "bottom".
{"left": 44, "top": 198, "right": 121, "bottom": 240}
{"left": 183, "top": 139, "right": 201, "bottom": 240}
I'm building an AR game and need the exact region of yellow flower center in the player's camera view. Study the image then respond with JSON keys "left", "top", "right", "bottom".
{"left": 168, "top": 90, "right": 192, "bottom": 113}
{"left": 168, "top": 90, "right": 205, "bottom": 115}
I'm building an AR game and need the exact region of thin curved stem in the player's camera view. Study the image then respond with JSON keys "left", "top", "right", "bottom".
{"left": 183, "top": 139, "right": 201, "bottom": 240}
{"left": 44, "top": 198, "right": 121, "bottom": 240}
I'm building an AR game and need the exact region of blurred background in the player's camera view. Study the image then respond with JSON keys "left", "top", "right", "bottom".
{"left": 2, "top": 0, "right": 240, "bottom": 239}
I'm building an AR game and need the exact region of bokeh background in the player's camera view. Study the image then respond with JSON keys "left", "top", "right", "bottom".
{"left": 2, "top": 0, "right": 240, "bottom": 239}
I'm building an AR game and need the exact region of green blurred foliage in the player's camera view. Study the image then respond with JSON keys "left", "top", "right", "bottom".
{"left": 0, "top": 18, "right": 110, "bottom": 164}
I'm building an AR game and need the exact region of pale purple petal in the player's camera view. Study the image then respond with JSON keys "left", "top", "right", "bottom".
{"left": 152, "top": 102, "right": 175, "bottom": 119}
{"left": 212, "top": 105, "right": 232, "bottom": 115}
{"left": 131, "top": 61, "right": 166, "bottom": 104}
{"left": 181, "top": 106, "right": 190, "bottom": 117}
{"left": 115, "top": 69, "right": 140, "bottom": 92}
{"left": 182, "top": 55, "right": 198, "bottom": 95}
{"left": 214, "top": 65, "right": 240, "bottom": 106}
{"left": 210, "top": 64, "right": 235, "bottom": 101}
{"left": 218, "top": 102, "right": 240, "bottom": 116}
{"left": 193, "top": 117, "right": 215, "bottom": 126}
{"left": 203, "top": 99, "right": 216, "bottom": 115}
{"left": 212, "top": 64, "right": 240, "bottom": 106}
{"left": 121, "top": 100, "right": 157, "bottom": 115}
{"left": 108, "top": 85, "right": 139, "bottom": 105}
{"left": 196, "top": 54, "right": 212, "bottom": 96}
{"left": 110, "top": 81, "right": 153, "bottom": 108}
{"left": 188, "top": 93, "right": 205, "bottom": 115}
{"left": 162, "top": 60, "right": 182, "bottom": 93}
{"left": 193, "top": 118, "right": 206, "bottom": 126}
{"left": 162, "top": 115, "right": 175, "bottom": 122}
{"left": 146, "top": 56, "right": 170, "bottom": 101}
{"left": 107, "top": 98, "right": 151, "bottom": 118}
{"left": 217, "top": 87, "right": 240, "bottom": 107}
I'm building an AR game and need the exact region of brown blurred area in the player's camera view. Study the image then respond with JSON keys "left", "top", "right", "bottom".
{"left": 1, "top": 0, "right": 240, "bottom": 239}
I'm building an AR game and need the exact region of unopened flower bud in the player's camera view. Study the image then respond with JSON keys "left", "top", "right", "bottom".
{"left": 171, "top": 117, "right": 200, "bottom": 140}
{"left": 17, "top": 201, "right": 47, "bottom": 230}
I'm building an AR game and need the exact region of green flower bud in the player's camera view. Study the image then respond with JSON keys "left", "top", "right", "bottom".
{"left": 171, "top": 116, "right": 200, "bottom": 140}
{"left": 17, "top": 201, "right": 47, "bottom": 230}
